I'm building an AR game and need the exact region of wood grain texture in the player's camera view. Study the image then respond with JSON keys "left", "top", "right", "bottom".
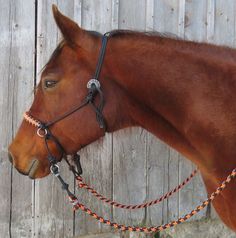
{"left": 0, "top": 1, "right": 13, "bottom": 237}
{"left": 184, "top": 0, "right": 209, "bottom": 221}
{"left": 209, "top": 0, "right": 236, "bottom": 219}
{"left": 34, "top": 1, "right": 74, "bottom": 237}
{"left": 74, "top": 0, "right": 114, "bottom": 236}
{"left": 10, "top": 1, "right": 36, "bottom": 237}
{"left": 114, "top": 1, "right": 147, "bottom": 237}
{"left": 214, "top": 0, "right": 236, "bottom": 46}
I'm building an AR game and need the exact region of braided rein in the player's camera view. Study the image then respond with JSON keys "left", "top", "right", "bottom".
{"left": 68, "top": 167, "right": 236, "bottom": 233}
{"left": 76, "top": 169, "right": 198, "bottom": 210}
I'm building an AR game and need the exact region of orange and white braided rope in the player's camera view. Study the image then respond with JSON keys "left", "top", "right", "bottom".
{"left": 69, "top": 168, "right": 236, "bottom": 233}
{"left": 76, "top": 168, "right": 198, "bottom": 210}
{"left": 24, "top": 112, "right": 41, "bottom": 127}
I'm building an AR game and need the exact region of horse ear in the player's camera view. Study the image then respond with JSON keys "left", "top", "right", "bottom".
{"left": 52, "top": 5, "right": 96, "bottom": 51}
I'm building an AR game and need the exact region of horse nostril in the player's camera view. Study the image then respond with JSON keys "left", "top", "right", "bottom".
{"left": 8, "top": 152, "right": 14, "bottom": 164}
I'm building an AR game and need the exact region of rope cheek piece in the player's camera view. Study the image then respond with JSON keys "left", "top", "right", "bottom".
{"left": 23, "top": 32, "right": 236, "bottom": 233}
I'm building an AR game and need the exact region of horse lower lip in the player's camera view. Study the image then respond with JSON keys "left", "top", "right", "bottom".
{"left": 28, "top": 159, "right": 39, "bottom": 178}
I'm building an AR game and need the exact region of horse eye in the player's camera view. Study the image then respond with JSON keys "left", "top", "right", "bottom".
{"left": 44, "top": 80, "right": 57, "bottom": 89}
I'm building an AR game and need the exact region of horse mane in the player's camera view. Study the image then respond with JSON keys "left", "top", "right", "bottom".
{"left": 108, "top": 29, "right": 181, "bottom": 40}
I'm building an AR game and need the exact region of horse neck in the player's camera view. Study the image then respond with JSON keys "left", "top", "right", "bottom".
{"left": 104, "top": 34, "right": 236, "bottom": 173}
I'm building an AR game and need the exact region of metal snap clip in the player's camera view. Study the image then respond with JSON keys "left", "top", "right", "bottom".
{"left": 50, "top": 164, "right": 60, "bottom": 176}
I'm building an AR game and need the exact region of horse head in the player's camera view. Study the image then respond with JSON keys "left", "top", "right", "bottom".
{"left": 8, "top": 5, "right": 133, "bottom": 178}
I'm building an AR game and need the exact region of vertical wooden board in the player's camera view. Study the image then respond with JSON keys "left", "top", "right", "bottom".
{"left": 0, "top": 0, "right": 13, "bottom": 236}
{"left": 73, "top": 0, "right": 82, "bottom": 26}
{"left": 112, "top": 1, "right": 147, "bottom": 237}
{"left": 113, "top": 129, "right": 146, "bottom": 225}
{"left": 184, "top": 0, "right": 207, "bottom": 41}
{"left": 34, "top": 1, "right": 75, "bottom": 237}
{"left": 74, "top": 137, "right": 112, "bottom": 235}
{"left": 146, "top": 135, "right": 169, "bottom": 226}
{"left": 74, "top": 0, "right": 114, "bottom": 236}
{"left": 213, "top": 0, "right": 235, "bottom": 46}
{"left": 57, "top": 1, "right": 80, "bottom": 236}
{"left": 210, "top": 0, "right": 236, "bottom": 219}
{"left": 10, "top": 1, "right": 36, "bottom": 237}
{"left": 154, "top": 0, "right": 185, "bottom": 36}
{"left": 181, "top": 0, "right": 208, "bottom": 221}
{"left": 206, "top": 0, "right": 215, "bottom": 43}
{"left": 80, "top": 0, "right": 113, "bottom": 32}
{"left": 206, "top": 0, "right": 217, "bottom": 220}
{"left": 118, "top": 0, "right": 146, "bottom": 30}
{"left": 151, "top": 0, "right": 184, "bottom": 225}
{"left": 145, "top": 0, "right": 154, "bottom": 31}
{"left": 166, "top": 150, "right": 180, "bottom": 222}
{"left": 145, "top": 0, "right": 168, "bottom": 227}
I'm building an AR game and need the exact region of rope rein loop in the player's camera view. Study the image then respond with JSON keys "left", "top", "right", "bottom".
{"left": 67, "top": 167, "right": 236, "bottom": 233}
{"left": 75, "top": 168, "right": 198, "bottom": 210}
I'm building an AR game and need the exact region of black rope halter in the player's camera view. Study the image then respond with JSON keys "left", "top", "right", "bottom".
{"left": 24, "top": 32, "right": 111, "bottom": 193}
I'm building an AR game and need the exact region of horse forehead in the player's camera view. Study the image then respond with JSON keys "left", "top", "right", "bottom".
{"left": 43, "top": 44, "right": 79, "bottom": 74}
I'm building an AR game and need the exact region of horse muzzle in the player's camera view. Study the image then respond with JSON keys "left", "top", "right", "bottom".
{"left": 8, "top": 152, "right": 41, "bottom": 179}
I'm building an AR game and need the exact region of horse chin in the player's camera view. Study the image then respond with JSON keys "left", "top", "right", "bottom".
{"left": 28, "top": 160, "right": 51, "bottom": 179}
{"left": 14, "top": 159, "right": 50, "bottom": 179}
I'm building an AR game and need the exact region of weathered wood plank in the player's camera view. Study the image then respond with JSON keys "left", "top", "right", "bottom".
{"left": 151, "top": 0, "right": 182, "bottom": 226}
{"left": 154, "top": 0, "right": 184, "bottom": 35}
{"left": 209, "top": 0, "right": 236, "bottom": 219}
{"left": 113, "top": 1, "right": 147, "bottom": 238}
{"left": 0, "top": 0, "right": 13, "bottom": 236}
{"left": 145, "top": 0, "right": 154, "bottom": 31}
{"left": 206, "top": 0, "right": 215, "bottom": 43}
{"left": 74, "top": 0, "right": 114, "bottom": 236}
{"left": 10, "top": 1, "right": 36, "bottom": 237}
{"left": 145, "top": 0, "right": 168, "bottom": 228}
{"left": 146, "top": 135, "right": 169, "bottom": 226}
{"left": 213, "top": 0, "right": 235, "bottom": 46}
{"left": 34, "top": 1, "right": 74, "bottom": 237}
{"left": 113, "top": 128, "right": 147, "bottom": 237}
{"left": 119, "top": 0, "right": 146, "bottom": 30}
{"left": 181, "top": 0, "right": 209, "bottom": 221}
{"left": 185, "top": 0, "right": 207, "bottom": 41}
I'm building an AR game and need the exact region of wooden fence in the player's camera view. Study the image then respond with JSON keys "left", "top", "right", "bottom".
{"left": 1, "top": 0, "right": 236, "bottom": 237}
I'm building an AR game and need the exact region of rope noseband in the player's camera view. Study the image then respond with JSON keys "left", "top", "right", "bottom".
{"left": 23, "top": 32, "right": 236, "bottom": 233}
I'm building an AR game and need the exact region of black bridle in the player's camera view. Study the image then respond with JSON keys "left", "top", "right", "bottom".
{"left": 24, "top": 32, "right": 111, "bottom": 193}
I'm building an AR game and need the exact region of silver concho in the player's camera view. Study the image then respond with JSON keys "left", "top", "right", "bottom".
{"left": 87, "top": 79, "right": 100, "bottom": 89}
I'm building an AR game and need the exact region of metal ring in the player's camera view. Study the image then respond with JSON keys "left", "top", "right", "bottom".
{"left": 37, "top": 128, "right": 48, "bottom": 137}
{"left": 87, "top": 79, "right": 100, "bottom": 89}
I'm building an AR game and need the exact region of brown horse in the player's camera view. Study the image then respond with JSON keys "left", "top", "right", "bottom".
{"left": 8, "top": 5, "right": 236, "bottom": 232}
